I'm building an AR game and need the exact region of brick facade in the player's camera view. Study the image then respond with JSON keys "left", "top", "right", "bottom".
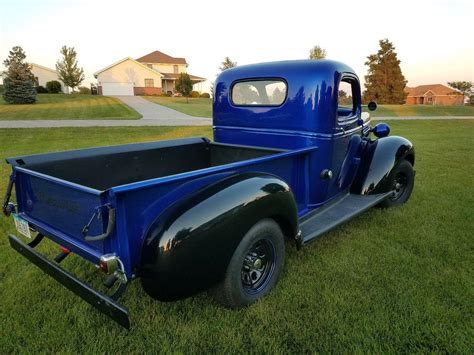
{"left": 133, "top": 87, "right": 162, "bottom": 96}
{"left": 405, "top": 84, "right": 464, "bottom": 105}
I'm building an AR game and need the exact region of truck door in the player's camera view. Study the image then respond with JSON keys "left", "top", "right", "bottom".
{"left": 326, "top": 75, "right": 362, "bottom": 199}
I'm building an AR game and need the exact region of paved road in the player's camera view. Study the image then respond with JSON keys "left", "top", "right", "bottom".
{"left": 0, "top": 96, "right": 212, "bottom": 128}
{"left": 0, "top": 95, "right": 472, "bottom": 129}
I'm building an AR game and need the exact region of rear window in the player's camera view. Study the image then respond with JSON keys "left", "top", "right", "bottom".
{"left": 231, "top": 80, "right": 287, "bottom": 106}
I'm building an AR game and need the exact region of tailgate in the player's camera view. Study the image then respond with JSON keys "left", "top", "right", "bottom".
{"left": 12, "top": 167, "right": 112, "bottom": 263}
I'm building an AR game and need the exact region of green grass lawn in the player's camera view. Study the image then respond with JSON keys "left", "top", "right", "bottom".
{"left": 0, "top": 121, "right": 472, "bottom": 352}
{"left": 372, "top": 104, "right": 474, "bottom": 117}
{"left": 0, "top": 94, "right": 141, "bottom": 120}
{"left": 145, "top": 96, "right": 212, "bottom": 117}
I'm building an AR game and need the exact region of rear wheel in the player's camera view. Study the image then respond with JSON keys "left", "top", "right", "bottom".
{"left": 210, "top": 219, "right": 285, "bottom": 308}
{"left": 379, "top": 159, "right": 415, "bottom": 208}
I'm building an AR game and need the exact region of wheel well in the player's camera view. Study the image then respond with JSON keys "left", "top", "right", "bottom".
{"left": 405, "top": 154, "right": 415, "bottom": 166}
{"left": 270, "top": 215, "right": 297, "bottom": 241}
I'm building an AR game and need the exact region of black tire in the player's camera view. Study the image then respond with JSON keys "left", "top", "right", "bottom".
{"left": 378, "top": 159, "right": 415, "bottom": 208}
{"left": 210, "top": 219, "right": 285, "bottom": 308}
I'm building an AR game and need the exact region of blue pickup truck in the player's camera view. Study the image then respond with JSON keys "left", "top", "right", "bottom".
{"left": 3, "top": 60, "right": 415, "bottom": 328}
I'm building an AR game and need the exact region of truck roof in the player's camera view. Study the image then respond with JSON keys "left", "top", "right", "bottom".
{"left": 213, "top": 60, "right": 360, "bottom": 135}
{"left": 216, "top": 59, "right": 355, "bottom": 82}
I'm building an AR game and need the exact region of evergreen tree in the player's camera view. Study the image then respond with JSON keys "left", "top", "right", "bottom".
{"left": 219, "top": 57, "right": 237, "bottom": 71}
{"left": 2, "top": 46, "right": 37, "bottom": 104}
{"left": 309, "top": 45, "right": 327, "bottom": 60}
{"left": 363, "top": 39, "right": 407, "bottom": 104}
{"left": 175, "top": 73, "right": 193, "bottom": 102}
{"left": 56, "top": 46, "right": 84, "bottom": 92}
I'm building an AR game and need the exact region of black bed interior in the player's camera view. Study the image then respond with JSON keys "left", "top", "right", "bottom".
{"left": 22, "top": 142, "right": 280, "bottom": 190}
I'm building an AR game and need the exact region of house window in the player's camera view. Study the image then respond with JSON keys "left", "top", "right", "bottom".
{"left": 173, "top": 65, "right": 179, "bottom": 74}
{"left": 34, "top": 77, "right": 39, "bottom": 86}
{"left": 145, "top": 79, "right": 154, "bottom": 87}
{"left": 146, "top": 64, "right": 153, "bottom": 69}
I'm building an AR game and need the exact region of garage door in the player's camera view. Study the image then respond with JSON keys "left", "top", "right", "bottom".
{"left": 102, "top": 83, "right": 134, "bottom": 96}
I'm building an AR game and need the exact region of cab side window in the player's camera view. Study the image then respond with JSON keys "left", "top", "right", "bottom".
{"left": 337, "top": 78, "right": 356, "bottom": 119}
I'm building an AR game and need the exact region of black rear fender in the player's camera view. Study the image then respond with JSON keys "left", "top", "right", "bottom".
{"left": 139, "top": 173, "right": 298, "bottom": 301}
{"left": 351, "top": 136, "right": 415, "bottom": 195}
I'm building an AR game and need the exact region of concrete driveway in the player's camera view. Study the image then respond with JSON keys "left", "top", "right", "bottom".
{"left": 114, "top": 96, "right": 211, "bottom": 123}
{"left": 0, "top": 96, "right": 211, "bottom": 128}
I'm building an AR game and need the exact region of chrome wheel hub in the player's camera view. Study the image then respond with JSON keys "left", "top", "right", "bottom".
{"left": 241, "top": 239, "right": 275, "bottom": 294}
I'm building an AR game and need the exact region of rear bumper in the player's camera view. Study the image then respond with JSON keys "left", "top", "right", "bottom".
{"left": 8, "top": 234, "right": 130, "bottom": 329}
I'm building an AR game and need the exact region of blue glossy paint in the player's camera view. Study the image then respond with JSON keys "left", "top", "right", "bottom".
{"left": 214, "top": 60, "right": 365, "bottom": 204}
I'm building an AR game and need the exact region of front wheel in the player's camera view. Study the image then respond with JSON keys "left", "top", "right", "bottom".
{"left": 210, "top": 219, "right": 285, "bottom": 308}
{"left": 379, "top": 159, "right": 415, "bottom": 208}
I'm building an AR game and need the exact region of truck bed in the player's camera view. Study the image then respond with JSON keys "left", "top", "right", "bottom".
{"left": 8, "top": 137, "right": 314, "bottom": 276}
{"left": 9, "top": 138, "right": 282, "bottom": 190}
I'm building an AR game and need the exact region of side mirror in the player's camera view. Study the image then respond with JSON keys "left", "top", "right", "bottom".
{"left": 368, "top": 101, "right": 377, "bottom": 111}
{"left": 372, "top": 123, "right": 390, "bottom": 138}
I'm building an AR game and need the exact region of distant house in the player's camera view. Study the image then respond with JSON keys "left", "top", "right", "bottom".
{"left": 405, "top": 84, "right": 463, "bottom": 105}
{"left": 94, "top": 50, "right": 206, "bottom": 96}
{"left": 30, "top": 64, "right": 69, "bottom": 93}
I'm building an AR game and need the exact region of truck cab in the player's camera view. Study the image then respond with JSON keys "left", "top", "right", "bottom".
{"left": 215, "top": 60, "right": 369, "bottom": 208}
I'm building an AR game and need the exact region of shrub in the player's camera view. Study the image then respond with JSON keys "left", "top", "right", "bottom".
{"left": 0, "top": 84, "right": 4, "bottom": 93}
{"left": 36, "top": 85, "right": 48, "bottom": 93}
{"left": 78, "top": 86, "right": 91, "bottom": 95}
{"left": 200, "top": 92, "right": 210, "bottom": 98}
{"left": 3, "top": 78, "right": 37, "bottom": 104}
{"left": 46, "top": 80, "right": 62, "bottom": 93}
{"left": 190, "top": 91, "right": 200, "bottom": 98}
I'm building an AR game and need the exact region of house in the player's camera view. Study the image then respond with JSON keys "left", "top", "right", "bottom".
{"left": 405, "top": 84, "right": 463, "bottom": 105}
{"left": 30, "top": 64, "right": 69, "bottom": 93}
{"left": 94, "top": 50, "right": 206, "bottom": 96}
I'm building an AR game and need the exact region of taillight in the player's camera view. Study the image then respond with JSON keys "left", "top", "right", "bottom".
{"left": 99, "top": 254, "right": 119, "bottom": 274}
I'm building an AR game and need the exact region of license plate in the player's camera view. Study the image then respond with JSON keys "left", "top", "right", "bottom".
{"left": 13, "top": 214, "right": 31, "bottom": 239}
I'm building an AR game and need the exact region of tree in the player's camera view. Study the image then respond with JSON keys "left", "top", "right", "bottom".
{"left": 46, "top": 80, "right": 62, "bottom": 93}
{"left": 219, "top": 57, "right": 237, "bottom": 71}
{"left": 338, "top": 90, "right": 352, "bottom": 106}
{"left": 447, "top": 81, "right": 472, "bottom": 104}
{"left": 56, "top": 46, "right": 84, "bottom": 92}
{"left": 309, "top": 45, "right": 327, "bottom": 60}
{"left": 272, "top": 87, "right": 285, "bottom": 103}
{"left": 2, "top": 46, "right": 37, "bottom": 104}
{"left": 363, "top": 39, "right": 407, "bottom": 104}
{"left": 175, "top": 73, "right": 193, "bottom": 102}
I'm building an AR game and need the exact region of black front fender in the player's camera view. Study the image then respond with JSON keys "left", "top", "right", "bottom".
{"left": 351, "top": 136, "right": 415, "bottom": 195}
{"left": 139, "top": 173, "right": 298, "bottom": 301}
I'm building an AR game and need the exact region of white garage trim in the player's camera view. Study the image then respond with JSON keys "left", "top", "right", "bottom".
{"left": 101, "top": 82, "right": 134, "bottom": 96}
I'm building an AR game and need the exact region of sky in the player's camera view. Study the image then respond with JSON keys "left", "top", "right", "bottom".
{"left": 1, "top": 0, "right": 473, "bottom": 92}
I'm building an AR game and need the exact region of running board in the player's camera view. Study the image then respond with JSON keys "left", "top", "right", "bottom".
{"left": 299, "top": 192, "right": 392, "bottom": 245}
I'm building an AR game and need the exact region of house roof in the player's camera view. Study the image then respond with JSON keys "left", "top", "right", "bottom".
{"left": 93, "top": 57, "right": 164, "bottom": 78}
{"left": 161, "top": 73, "right": 206, "bottom": 82}
{"left": 30, "top": 63, "right": 57, "bottom": 73}
{"left": 136, "top": 50, "right": 187, "bottom": 65}
{"left": 405, "top": 84, "right": 461, "bottom": 97}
